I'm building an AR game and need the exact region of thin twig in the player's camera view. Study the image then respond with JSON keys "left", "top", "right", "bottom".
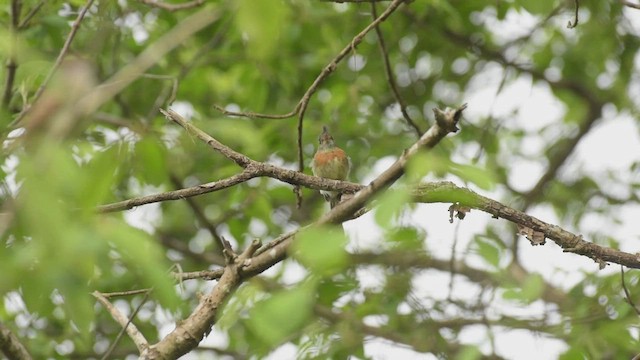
{"left": 161, "top": 109, "right": 253, "bottom": 167}
{"left": 100, "top": 290, "right": 152, "bottom": 360}
{"left": 139, "top": 0, "right": 205, "bottom": 12}
{"left": 209, "top": 1, "right": 408, "bottom": 209}
{"left": 18, "top": 0, "right": 45, "bottom": 29}
{"left": 98, "top": 169, "right": 257, "bottom": 212}
{"left": 71, "top": 7, "right": 221, "bottom": 123}
{"left": 212, "top": 0, "right": 407, "bottom": 122}
{"left": 2, "top": 0, "right": 21, "bottom": 110}
{"left": 293, "top": 0, "right": 407, "bottom": 202}
{"left": 12, "top": 0, "right": 96, "bottom": 125}
{"left": 147, "top": 103, "right": 462, "bottom": 359}
{"left": 447, "top": 220, "right": 461, "bottom": 300}
{"left": 370, "top": 3, "right": 422, "bottom": 136}
{"left": 169, "top": 174, "right": 226, "bottom": 256}
{"left": 567, "top": 0, "right": 579, "bottom": 28}
{"left": 211, "top": 104, "right": 296, "bottom": 119}
{"left": 142, "top": 73, "right": 178, "bottom": 119}
{"left": 92, "top": 291, "right": 149, "bottom": 354}
{"left": 100, "top": 289, "right": 153, "bottom": 298}
{"left": 623, "top": 1, "right": 640, "bottom": 9}
{"left": 621, "top": 266, "right": 640, "bottom": 315}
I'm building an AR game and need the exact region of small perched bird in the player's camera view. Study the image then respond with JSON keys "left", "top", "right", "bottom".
{"left": 311, "top": 126, "right": 351, "bottom": 208}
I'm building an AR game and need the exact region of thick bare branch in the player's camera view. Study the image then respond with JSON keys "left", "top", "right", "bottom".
{"left": 146, "top": 246, "right": 244, "bottom": 358}
{"left": 117, "top": 104, "right": 640, "bottom": 269}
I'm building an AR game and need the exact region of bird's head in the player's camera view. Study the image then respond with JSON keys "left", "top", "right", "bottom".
{"left": 318, "top": 126, "right": 335, "bottom": 149}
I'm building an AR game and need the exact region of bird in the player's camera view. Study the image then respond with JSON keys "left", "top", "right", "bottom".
{"left": 311, "top": 126, "right": 351, "bottom": 208}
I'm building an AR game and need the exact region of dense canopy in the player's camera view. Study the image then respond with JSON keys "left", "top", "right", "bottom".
{"left": 2, "top": 0, "right": 640, "bottom": 359}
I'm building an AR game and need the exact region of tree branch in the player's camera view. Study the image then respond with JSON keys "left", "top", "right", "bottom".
{"left": 99, "top": 109, "right": 363, "bottom": 213}
{"left": 351, "top": 251, "right": 568, "bottom": 305}
{"left": 138, "top": 0, "right": 205, "bottom": 12}
{"left": 17, "top": 0, "right": 44, "bottom": 29}
{"left": 240, "top": 105, "right": 465, "bottom": 282}
{"left": 160, "top": 109, "right": 252, "bottom": 167}
{"left": 0, "top": 321, "right": 32, "bottom": 360}
{"left": 370, "top": 3, "right": 422, "bottom": 136}
{"left": 141, "top": 104, "right": 463, "bottom": 358}
{"left": 97, "top": 170, "right": 257, "bottom": 213}
{"left": 92, "top": 291, "right": 149, "bottom": 354}
{"left": 145, "top": 241, "right": 258, "bottom": 358}
{"left": 11, "top": 0, "right": 96, "bottom": 125}
{"left": 169, "top": 174, "right": 226, "bottom": 257}
{"left": 100, "top": 291, "right": 151, "bottom": 360}
{"left": 622, "top": 1, "right": 640, "bottom": 9}
{"left": 211, "top": 0, "right": 408, "bottom": 121}
{"left": 2, "top": 0, "right": 20, "bottom": 110}
{"left": 412, "top": 182, "right": 640, "bottom": 269}
{"left": 105, "top": 105, "right": 640, "bottom": 270}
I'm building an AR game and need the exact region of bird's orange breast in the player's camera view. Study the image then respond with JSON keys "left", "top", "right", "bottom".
{"left": 313, "top": 148, "right": 347, "bottom": 166}
{"left": 312, "top": 148, "right": 350, "bottom": 180}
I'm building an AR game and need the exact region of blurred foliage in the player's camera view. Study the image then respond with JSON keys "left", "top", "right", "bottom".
{"left": 1, "top": 0, "right": 640, "bottom": 359}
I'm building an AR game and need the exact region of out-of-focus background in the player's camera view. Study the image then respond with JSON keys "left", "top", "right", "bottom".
{"left": 2, "top": 1, "right": 640, "bottom": 359}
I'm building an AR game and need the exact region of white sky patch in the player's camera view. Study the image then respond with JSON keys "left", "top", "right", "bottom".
{"left": 169, "top": 101, "right": 196, "bottom": 119}
{"left": 122, "top": 179, "right": 165, "bottom": 233}
{"left": 348, "top": 54, "right": 367, "bottom": 72}
{"left": 574, "top": 112, "right": 640, "bottom": 173}
{"left": 265, "top": 343, "right": 298, "bottom": 360}
{"left": 365, "top": 340, "right": 438, "bottom": 360}
{"left": 0, "top": 155, "right": 20, "bottom": 196}
{"left": 494, "top": 328, "right": 569, "bottom": 360}
{"left": 482, "top": 9, "right": 539, "bottom": 44}
{"left": 506, "top": 158, "right": 546, "bottom": 192}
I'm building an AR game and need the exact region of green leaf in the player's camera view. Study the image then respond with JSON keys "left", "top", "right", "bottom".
{"left": 472, "top": 236, "right": 502, "bottom": 268}
{"left": 247, "top": 282, "right": 316, "bottom": 346}
{"left": 99, "top": 218, "right": 180, "bottom": 311}
{"left": 235, "top": 0, "right": 290, "bottom": 60}
{"left": 455, "top": 345, "right": 482, "bottom": 360}
{"left": 374, "top": 187, "right": 410, "bottom": 228}
{"left": 503, "top": 274, "right": 545, "bottom": 303}
{"left": 516, "top": 0, "right": 556, "bottom": 15}
{"left": 386, "top": 226, "right": 424, "bottom": 250}
{"left": 559, "top": 347, "right": 587, "bottom": 360}
{"left": 449, "top": 163, "right": 496, "bottom": 190}
{"left": 291, "top": 226, "right": 349, "bottom": 276}
{"left": 134, "top": 137, "right": 167, "bottom": 186}
{"left": 217, "top": 283, "right": 262, "bottom": 330}
{"left": 405, "top": 152, "right": 432, "bottom": 181}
